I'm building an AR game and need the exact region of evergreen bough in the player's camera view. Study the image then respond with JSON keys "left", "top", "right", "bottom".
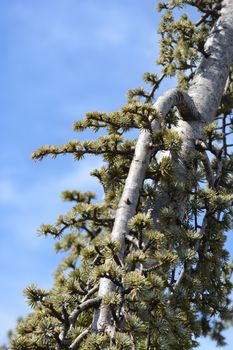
{"left": 3, "top": 1, "right": 233, "bottom": 349}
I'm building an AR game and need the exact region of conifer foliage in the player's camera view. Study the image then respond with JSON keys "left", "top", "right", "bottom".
{"left": 4, "top": 1, "right": 233, "bottom": 349}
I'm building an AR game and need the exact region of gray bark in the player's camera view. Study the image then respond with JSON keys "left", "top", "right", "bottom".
{"left": 95, "top": 0, "right": 233, "bottom": 332}
{"left": 95, "top": 90, "right": 201, "bottom": 331}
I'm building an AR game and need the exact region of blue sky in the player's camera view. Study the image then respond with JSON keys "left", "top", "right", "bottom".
{"left": 0, "top": 0, "right": 232, "bottom": 347}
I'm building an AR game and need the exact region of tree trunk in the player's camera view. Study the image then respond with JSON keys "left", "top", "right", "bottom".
{"left": 96, "top": 0, "right": 233, "bottom": 334}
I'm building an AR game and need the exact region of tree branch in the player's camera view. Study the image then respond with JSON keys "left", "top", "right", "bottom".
{"left": 95, "top": 88, "right": 201, "bottom": 332}
{"left": 69, "top": 327, "right": 91, "bottom": 350}
{"left": 69, "top": 297, "right": 102, "bottom": 326}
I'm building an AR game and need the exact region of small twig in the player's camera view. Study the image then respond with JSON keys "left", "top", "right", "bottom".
{"left": 200, "top": 152, "right": 215, "bottom": 187}
{"left": 195, "top": 13, "right": 209, "bottom": 27}
{"left": 69, "top": 297, "right": 102, "bottom": 326}
{"left": 143, "top": 262, "right": 164, "bottom": 273}
{"left": 112, "top": 253, "right": 124, "bottom": 268}
{"left": 125, "top": 234, "right": 139, "bottom": 249}
{"left": 82, "top": 285, "right": 99, "bottom": 303}
{"left": 43, "top": 302, "right": 64, "bottom": 323}
{"left": 69, "top": 327, "right": 91, "bottom": 350}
